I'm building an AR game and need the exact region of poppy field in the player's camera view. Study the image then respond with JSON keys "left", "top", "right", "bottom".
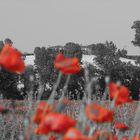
{"left": 0, "top": 100, "right": 139, "bottom": 139}
{"left": 1, "top": 42, "right": 140, "bottom": 140}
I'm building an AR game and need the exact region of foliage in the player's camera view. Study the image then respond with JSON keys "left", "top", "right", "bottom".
{"left": 64, "top": 42, "right": 83, "bottom": 61}
{"left": 0, "top": 69, "right": 22, "bottom": 99}
{"left": 20, "top": 65, "right": 38, "bottom": 99}
{"left": 66, "top": 69, "right": 85, "bottom": 99}
{"left": 63, "top": 42, "right": 84, "bottom": 99}
{"left": 136, "top": 56, "right": 140, "bottom": 66}
{"left": 4, "top": 38, "right": 13, "bottom": 45}
{"left": 0, "top": 41, "right": 4, "bottom": 52}
{"left": 110, "top": 63, "right": 140, "bottom": 100}
{"left": 93, "top": 41, "right": 140, "bottom": 100}
{"left": 95, "top": 41, "right": 120, "bottom": 75}
{"left": 117, "top": 49, "right": 128, "bottom": 57}
{"left": 132, "top": 20, "right": 140, "bottom": 47}
{"left": 34, "top": 47, "right": 57, "bottom": 84}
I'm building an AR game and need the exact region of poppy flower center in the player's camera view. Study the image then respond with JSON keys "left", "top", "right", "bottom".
{"left": 59, "top": 60, "right": 73, "bottom": 67}
{"left": 91, "top": 107, "right": 100, "bottom": 116}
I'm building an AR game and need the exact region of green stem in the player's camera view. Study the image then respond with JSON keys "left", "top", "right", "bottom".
{"left": 56, "top": 74, "right": 71, "bottom": 111}
{"left": 88, "top": 123, "right": 98, "bottom": 136}
{"left": 82, "top": 65, "right": 90, "bottom": 104}
{"left": 48, "top": 71, "right": 63, "bottom": 104}
{"left": 25, "top": 71, "right": 63, "bottom": 140}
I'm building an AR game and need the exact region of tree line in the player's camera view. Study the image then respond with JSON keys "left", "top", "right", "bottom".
{"left": 0, "top": 20, "right": 140, "bottom": 100}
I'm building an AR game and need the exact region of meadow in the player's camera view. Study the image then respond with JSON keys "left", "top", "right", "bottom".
{"left": 1, "top": 41, "right": 140, "bottom": 140}
{"left": 0, "top": 99, "right": 139, "bottom": 139}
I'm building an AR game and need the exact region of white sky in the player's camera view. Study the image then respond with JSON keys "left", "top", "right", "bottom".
{"left": 0, "top": 0, "right": 140, "bottom": 55}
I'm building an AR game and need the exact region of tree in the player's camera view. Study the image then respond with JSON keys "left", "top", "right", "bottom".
{"left": 0, "top": 69, "right": 22, "bottom": 99}
{"left": 117, "top": 49, "right": 128, "bottom": 57}
{"left": 95, "top": 41, "right": 120, "bottom": 75}
{"left": 0, "top": 41, "right": 4, "bottom": 51}
{"left": 4, "top": 38, "right": 13, "bottom": 45}
{"left": 87, "top": 44, "right": 96, "bottom": 55}
{"left": 93, "top": 41, "right": 140, "bottom": 100}
{"left": 136, "top": 56, "right": 140, "bottom": 66}
{"left": 63, "top": 42, "right": 84, "bottom": 99}
{"left": 34, "top": 47, "right": 59, "bottom": 98}
{"left": 34, "top": 43, "right": 85, "bottom": 100}
{"left": 23, "top": 65, "right": 36, "bottom": 93}
{"left": 64, "top": 42, "right": 83, "bottom": 61}
{"left": 131, "top": 20, "right": 140, "bottom": 47}
{"left": 110, "top": 63, "right": 140, "bottom": 100}
{"left": 34, "top": 47, "right": 58, "bottom": 85}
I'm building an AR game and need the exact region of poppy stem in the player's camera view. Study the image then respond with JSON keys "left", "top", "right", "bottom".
{"left": 103, "top": 76, "right": 110, "bottom": 101}
{"left": 48, "top": 71, "right": 63, "bottom": 104}
{"left": 25, "top": 72, "right": 63, "bottom": 139}
{"left": 88, "top": 123, "right": 97, "bottom": 136}
{"left": 110, "top": 95, "right": 117, "bottom": 110}
{"left": 83, "top": 64, "right": 90, "bottom": 104}
{"left": 56, "top": 74, "right": 71, "bottom": 111}
{"left": 24, "top": 83, "right": 45, "bottom": 139}
{"left": 62, "top": 74, "right": 71, "bottom": 98}
{"left": 78, "top": 104, "right": 86, "bottom": 131}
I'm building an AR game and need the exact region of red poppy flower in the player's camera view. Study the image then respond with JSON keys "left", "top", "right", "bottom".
{"left": 54, "top": 52, "right": 81, "bottom": 74}
{"left": 34, "top": 101, "right": 52, "bottom": 124}
{"left": 109, "top": 82, "right": 132, "bottom": 106}
{"left": 34, "top": 128, "right": 40, "bottom": 135}
{"left": 85, "top": 125, "right": 90, "bottom": 132}
{"left": 114, "top": 122, "right": 128, "bottom": 130}
{"left": 0, "top": 44, "right": 25, "bottom": 73}
{"left": 93, "top": 130, "right": 118, "bottom": 140}
{"left": 62, "top": 98, "right": 70, "bottom": 104}
{"left": 0, "top": 105, "right": 9, "bottom": 114}
{"left": 127, "top": 98, "right": 133, "bottom": 102}
{"left": 36, "top": 113, "right": 77, "bottom": 135}
{"left": 86, "top": 104, "right": 114, "bottom": 123}
{"left": 63, "top": 127, "right": 92, "bottom": 140}
{"left": 132, "top": 135, "right": 140, "bottom": 140}
{"left": 55, "top": 52, "right": 65, "bottom": 62}
{"left": 122, "top": 136, "right": 128, "bottom": 140}
{"left": 49, "top": 134, "right": 56, "bottom": 140}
